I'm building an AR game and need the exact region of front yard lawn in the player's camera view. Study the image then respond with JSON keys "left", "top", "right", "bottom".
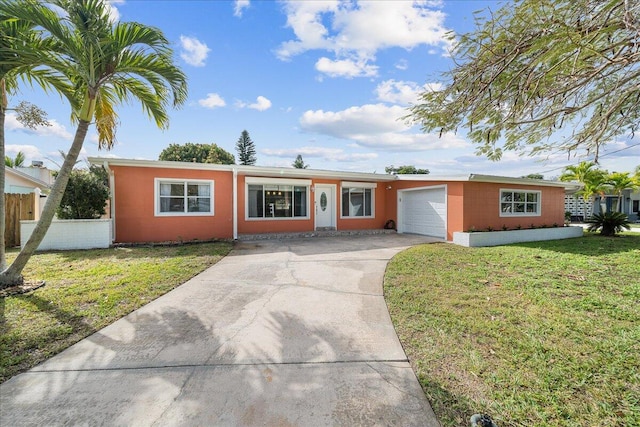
{"left": 0, "top": 242, "right": 231, "bottom": 383}
{"left": 384, "top": 233, "right": 639, "bottom": 426}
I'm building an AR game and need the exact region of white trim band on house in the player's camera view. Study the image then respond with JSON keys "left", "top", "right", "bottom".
{"left": 245, "top": 176, "right": 312, "bottom": 186}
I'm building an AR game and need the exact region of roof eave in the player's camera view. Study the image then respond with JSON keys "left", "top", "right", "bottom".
{"left": 88, "top": 157, "right": 396, "bottom": 182}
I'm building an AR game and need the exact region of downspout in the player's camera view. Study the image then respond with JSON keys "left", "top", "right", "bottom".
{"left": 103, "top": 161, "right": 115, "bottom": 243}
{"left": 233, "top": 168, "right": 238, "bottom": 240}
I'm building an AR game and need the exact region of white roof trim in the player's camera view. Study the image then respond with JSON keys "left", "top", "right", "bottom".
{"left": 245, "top": 176, "right": 312, "bottom": 186}
{"left": 397, "top": 173, "right": 572, "bottom": 188}
{"left": 5, "top": 167, "right": 51, "bottom": 189}
{"left": 88, "top": 157, "right": 395, "bottom": 182}
{"left": 341, "top": 181, "right": 378, "bottom": 189}
{"left": 89, "top": 157, "right": 576, "bottom": 189}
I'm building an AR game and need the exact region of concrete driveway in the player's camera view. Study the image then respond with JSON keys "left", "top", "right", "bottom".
{"left": 1, "top": 234, "right": 441, "bottom": 426}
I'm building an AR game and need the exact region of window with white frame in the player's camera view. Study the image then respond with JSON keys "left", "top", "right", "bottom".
{"left": 341, "top": 182, "right": 375, "bottom": 218}
{"left": 500, "top": 189, "right": 541, "bottom": 216}
{"left": 246, "top": 178, "right": 310, "bottom": 219}
{"left": 155, "top": 179, "right": 214, "bottom": 216}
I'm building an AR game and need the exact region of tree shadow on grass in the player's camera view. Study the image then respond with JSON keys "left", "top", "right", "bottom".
{"left": 0, "top": 293, "right": 98, "bottom": 383}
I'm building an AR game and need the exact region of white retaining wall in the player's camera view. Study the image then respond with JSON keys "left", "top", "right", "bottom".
{"left": 21, "top": 219, "right": 112, "bottom": 251}
{"left": 453, "top": 226, "right": 584, "bottom": 247}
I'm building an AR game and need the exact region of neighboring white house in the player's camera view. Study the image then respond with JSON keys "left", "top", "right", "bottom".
{"left": 4, "top": 166, "right": 51, "bottom": 220}
{"left": 565, "top": 186, "right": 640, "bottom": 222}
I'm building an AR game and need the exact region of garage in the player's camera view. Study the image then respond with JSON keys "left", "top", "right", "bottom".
{"left": 398, "top": 186, "right": 447, "bottom": 238}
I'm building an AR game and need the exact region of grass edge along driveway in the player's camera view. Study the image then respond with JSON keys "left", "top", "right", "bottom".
{"left": 384, "top": 233, "right": 639, "bottom": 427}
{"left": 1, "top": 241, "right": 232, "bottom": 383}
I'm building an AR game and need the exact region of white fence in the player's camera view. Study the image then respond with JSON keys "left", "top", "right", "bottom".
{"left": 21, "top": 219, "right": 112, "bottom": 251}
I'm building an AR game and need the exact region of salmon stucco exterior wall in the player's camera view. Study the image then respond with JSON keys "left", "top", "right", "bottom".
{"left": 461, "top": 182, "right": 565, "bottom": 231}
{"left": 101, "top": 159, "right": 570, "bottom": 244}
{"left": 111, "top": 166, "right": 234, "bottom": 243}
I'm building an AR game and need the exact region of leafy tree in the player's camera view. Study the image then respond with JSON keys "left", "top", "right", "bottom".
{"left": 606, "top": 172, "right": 638, "bottom": 212}
{"left": 292, "top": 154, "right": 309, "bottom": 169}
{"left": 56, "top": 167, "right": 109, "bottom": 219}
{"left": 206, "top": 144, "right": 235, "bottom": 164}
{"left": 236, "top": 130, "right": 256, "bottom": 165}
{"left": 0, "top": 0, "right": 187, "bottom": 287}
{"left": 5, "top": 151, "right": 25, "bottom": 168}
{"left": 159, "top": 142, "right": 235, "bottom": 164}
{"left": 408, "top": 0, "right": 640, "bottom": 162}
{"left": 385, "top": 165, "right": 430, "bottom": 175}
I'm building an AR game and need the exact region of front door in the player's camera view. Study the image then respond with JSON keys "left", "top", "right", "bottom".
{"left": 315, "top": 184, "right": 335, "bottom": 230}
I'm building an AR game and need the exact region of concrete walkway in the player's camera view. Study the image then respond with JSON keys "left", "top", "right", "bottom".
{"left": 1, "top": 234, "right": 441, "bottom": 426}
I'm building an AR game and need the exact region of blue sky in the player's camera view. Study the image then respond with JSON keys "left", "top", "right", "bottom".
{"left": 5, "top": 0, "right": 639, "bottom": 178}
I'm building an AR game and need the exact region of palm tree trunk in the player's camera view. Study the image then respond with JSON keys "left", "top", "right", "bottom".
{"left": 0, "top": 119, "right": 90, "bottom": 287}
{"left": 0, "top": 103, "right": 7, "bottom": 272}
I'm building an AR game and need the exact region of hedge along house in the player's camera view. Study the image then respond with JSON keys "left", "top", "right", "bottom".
{"left": 89, "top": 157, "right": 574, "bottom": 244}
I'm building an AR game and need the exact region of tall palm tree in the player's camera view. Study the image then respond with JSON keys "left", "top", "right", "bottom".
{"left": 560, "top": 161, "right": 608, "bottom": 217}
{"left": 0, "top": 0, "right": 188, "bottom": 287}
{"left": 606, "top": 172, "right": 638, "bottom": 213}
{"left": 1, "top": 12, "right": 74, "bottom": 272}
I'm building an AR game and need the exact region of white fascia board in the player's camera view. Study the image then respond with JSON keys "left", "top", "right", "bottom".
{"left": 88, "top": 157, "right": 235, "bottom": 172}
{"left": 88, "top": 157, "right": 395, "bottom": 182}
{"left": 469, "top": 174, "right": 573, "bottom": 188}
{"left": 341, "top": 181, "right": 378, "bottom": 188}
{"left": 245, "top": 176, "right": 312, "bottom": 186}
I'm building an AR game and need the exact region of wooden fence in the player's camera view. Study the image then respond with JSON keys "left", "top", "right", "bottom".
{"left": 4, "top": 193, "right": 36, "bottom": 248}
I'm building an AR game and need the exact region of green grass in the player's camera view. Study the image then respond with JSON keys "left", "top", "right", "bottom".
{"left": 0, "top": 242, "right": 232, "bottom": 383}
{"left": 384, "top": 233, "right": 640, "bottom": 427}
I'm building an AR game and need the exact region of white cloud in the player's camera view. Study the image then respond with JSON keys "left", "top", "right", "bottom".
{"left": 6, "top": 113, "right": 73, "bottom": 140}
{"left": 237, "top": 96, "right": 272, "bottom": 111}
{"left": 277, "top": 0, "right": 451, "bottom": 78}
{"left": 375, "top": 79, "right": 443, "bottom": 105}
{"left": 300, "top": 103, "right": 468, "bottom": 151}
{"left": 315, "top": 57, "right": 378, "bottom": 78}
{"left": 234, "top": 0, "right": 250, "bottom": 17}
{"left": 5, "top": 145, "right": 44, "bottom": 162}
{"left": 395, "top": 59, "right": 408, "bottom": 70}
{"left": 179, "top": 35, "right": 210, "bottom": 67}
{"left": 105, "top": 0, "right": 124, "bottom": 22}
{"left": 248, "top": 96, "right": 272, "bottom": 111}
{"left": 262, "top": 146, "right": 377, "bottom": 163}
{"left": 198, "top": 93, "right": 226, "bottom": 109}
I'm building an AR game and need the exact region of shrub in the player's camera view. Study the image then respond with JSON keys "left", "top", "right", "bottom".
{"left": 57, "top": 167, "right": 109, "bottom": 219}
{"left": 586, "top": 212, "right": 631, "bottom": 236}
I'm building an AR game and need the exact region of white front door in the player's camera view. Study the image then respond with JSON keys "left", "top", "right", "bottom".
{"left": 315, "top": 184, "right": 335, "bottom": 229}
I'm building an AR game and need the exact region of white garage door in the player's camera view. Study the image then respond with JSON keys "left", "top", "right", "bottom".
{"left": 399, "top": 187, "right": 447, "bottom": 238}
